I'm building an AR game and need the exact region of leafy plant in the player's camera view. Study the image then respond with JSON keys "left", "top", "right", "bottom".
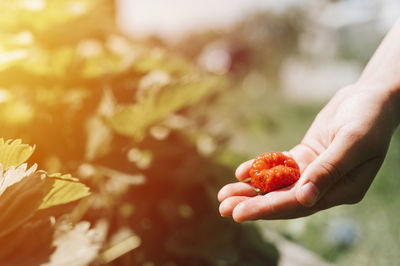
{"left": 0, "top": 0, "right": 279, "bottom": 265}
{"left": 0, "top": 139, "right": 92, "bottom": 265}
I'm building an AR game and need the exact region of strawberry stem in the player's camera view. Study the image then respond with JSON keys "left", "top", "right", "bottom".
{"left": 241, "top": 177, "right": 251, "bottom": 183}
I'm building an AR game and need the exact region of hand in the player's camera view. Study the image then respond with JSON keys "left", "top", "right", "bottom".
{"left": 218, "top": 84, "right": 399, "bottom": 221}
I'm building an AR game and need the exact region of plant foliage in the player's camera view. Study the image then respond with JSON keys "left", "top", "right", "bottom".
{"left": 0, "top": 0, "right": 279, "bottom": 265}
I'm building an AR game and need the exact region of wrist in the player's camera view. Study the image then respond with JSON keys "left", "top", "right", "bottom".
{"left": 356, "top": 19, "right": 400, "bottom": 127}
{"left": 355, "top": 79, "right": 400, "bottom": 131}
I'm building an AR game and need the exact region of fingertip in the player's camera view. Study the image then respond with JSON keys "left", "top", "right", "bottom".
{"left": 235, "top": 160, "right": 254, "bottom": 180}
{"left": 218, "top": 183, "right": 259, "bottom": 203}
{"left": 217, "top": 186, "right": 229, "bottom": 202}
{"left": 232, "top": 203, "right": 246, "bottom": 222}
{"left": 234, "top": 163, "right": 246, "bottom": 179}
{"left": 219, "top": 197, "right": 248, "bottom": 217}
{"left": 219, "top": 200, "right": 230, "bottom": 217}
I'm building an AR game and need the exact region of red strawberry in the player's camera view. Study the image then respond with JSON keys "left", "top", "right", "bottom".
{"left": 249, "top": 152, "right": 300, "bottom": 193}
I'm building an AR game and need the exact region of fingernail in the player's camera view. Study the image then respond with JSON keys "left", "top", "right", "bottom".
{"left": 299, "top": 182, "right": 319, "bottom": 206}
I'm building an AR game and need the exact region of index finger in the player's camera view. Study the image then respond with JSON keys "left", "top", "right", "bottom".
{"left": 235, "top": 159, "right": 254, "bottom": 181}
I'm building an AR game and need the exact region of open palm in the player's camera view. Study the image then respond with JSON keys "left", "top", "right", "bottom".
{"left": 218, "top": 85, "right": 396, "bottom": 221}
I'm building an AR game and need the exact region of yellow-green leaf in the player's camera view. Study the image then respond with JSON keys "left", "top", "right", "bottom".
{"left": 39, "top": 173, "right": 91, "bottom": 209}
{"left": 108, "top": 76, "right": 222, "bottom": 140}
{"left": 0, "top": 139, "right": 35, "bottom": 169}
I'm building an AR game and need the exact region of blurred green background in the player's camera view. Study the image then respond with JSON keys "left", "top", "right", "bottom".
{"left": 0, "top": 0, "right": 399, "bottom": 265}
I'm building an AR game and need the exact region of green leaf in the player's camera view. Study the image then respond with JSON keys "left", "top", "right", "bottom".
{"left": 0, "top": 139, "right": 35, "bottom": 169}
{"left": 39, "top": 173, "right": 91, "bottom": 209}
{"left": 108, "top": 76, "right": 221, "bottom": 140}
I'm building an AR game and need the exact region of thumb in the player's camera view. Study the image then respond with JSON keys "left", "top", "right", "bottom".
{"left": 295, "top": 133, "right": 366, "bottom": 207}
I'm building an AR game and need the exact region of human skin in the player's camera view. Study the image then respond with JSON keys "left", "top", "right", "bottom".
{"left": 218, "top": 20, "right": 400, "bottom": 222}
